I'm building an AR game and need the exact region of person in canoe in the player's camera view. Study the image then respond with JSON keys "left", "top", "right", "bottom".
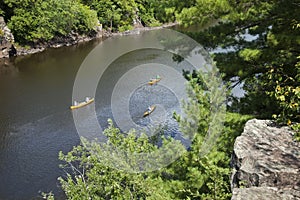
{"left": 143, "top": 105, "right": 156, "bottom": 117}
{"left": 148, "top": 75, "right": 161, "bottom": 85}
{"left": 70, "top": 97, "right": 95, "bottom": 110}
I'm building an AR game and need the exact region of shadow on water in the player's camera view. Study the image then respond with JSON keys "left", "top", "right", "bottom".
{"left": 0, "top": 35, "right": 195, "bottom": 199}
{"left": 0, "top": 39, "right": 102, "bottom": 199}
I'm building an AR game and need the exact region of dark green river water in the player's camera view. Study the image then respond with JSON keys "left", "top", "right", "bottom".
{"left": 0, "top": 30, "right": 197, "bottom": 199}
{"left": 0, "top": 39, "right": 102, "bottom": 199}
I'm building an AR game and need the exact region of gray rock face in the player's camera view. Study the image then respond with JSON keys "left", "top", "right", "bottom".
{"left": 0, "top": 16, "right": 15, "bottom": 58}
{"left": 231, "top": 119, "right": 300, "bottom": 200}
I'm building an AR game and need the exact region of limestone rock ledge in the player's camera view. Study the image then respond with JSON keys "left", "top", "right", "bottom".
{"left": 231, "top": 119, "right": 300, "bottom": 200}
{"left": 0, "top": 16, "right": 15, "bottom": 58}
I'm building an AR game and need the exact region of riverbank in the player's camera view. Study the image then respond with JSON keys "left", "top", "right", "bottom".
{"left": 0, "top": 22, "right": 178, "bottom": 59}
{"left": 103, "top": 22, "right": 178, "bottom": 37}
{"left": 14, "top": 31, "right": 101, "bottom": 57}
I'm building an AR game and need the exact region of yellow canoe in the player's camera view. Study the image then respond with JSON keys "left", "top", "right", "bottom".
{"left": 148, "top": 78, "right": 161, "bottom": 85}
{"left": 70, "top": 98, "right": 94, "bottom": 110}
{"left": 143, "top": 105, "right": 156, "bottom": 117}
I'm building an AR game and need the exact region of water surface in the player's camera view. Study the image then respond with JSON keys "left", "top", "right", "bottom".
{"left": 0, "top": 33, "right": 193, "bottom": 199}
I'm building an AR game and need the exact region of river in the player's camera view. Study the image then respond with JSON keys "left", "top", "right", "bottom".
{"left": 0, "top": 30, "right": 200, "bottom": 199}
{"left": 0, "top": 40, "right": 102, "bottom": 199}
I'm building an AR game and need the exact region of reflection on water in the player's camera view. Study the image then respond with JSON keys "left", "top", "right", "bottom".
{"left": 0, "top": 111, "right": 78, "bottom": 199}
{"left": 0, "top": 39, "right": 102, "bottom": 199}
{"left": 0, "top": 35, "right": 195, "bottom": 199}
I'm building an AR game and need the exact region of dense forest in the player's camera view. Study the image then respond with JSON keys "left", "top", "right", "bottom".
{"left": 0, "top": 0, "right": 191, "bottom": 44}
{"left": 1, "top": 0, "right": 299, "bottom": 199}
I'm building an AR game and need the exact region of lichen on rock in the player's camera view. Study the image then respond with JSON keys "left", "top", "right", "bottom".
{"left": 231, "top": 119, "right": 300, "bottom": 200}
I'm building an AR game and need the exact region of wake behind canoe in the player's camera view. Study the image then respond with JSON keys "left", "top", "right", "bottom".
{"left": 143, "top": 105, "right": 156, "bottom": 117}
{"left": 148, "top": 78, "right": 161, "bottom": 85}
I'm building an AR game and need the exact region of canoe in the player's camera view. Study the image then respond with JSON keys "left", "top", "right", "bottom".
{"left": 143, "top": 105, "right": 156, "bottom": 117}
{"left": 70, "top": 98, "right": 94, "bottom": 110}
{"left": 148, "top": 78, "right": 161, "bottom": 85}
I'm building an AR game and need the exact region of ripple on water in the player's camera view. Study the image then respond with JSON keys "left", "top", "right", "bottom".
{"left": 0, "top": 110, "right": 79, "bottom": 199}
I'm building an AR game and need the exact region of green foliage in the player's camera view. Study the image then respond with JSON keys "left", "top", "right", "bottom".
{"left": 291, "top": 123, "right": 300, "bottom": 142}
{"left": 52, "top": 69, "right": 252, "bottom": 199}
{"left": 41, "top": 192, "right": 54, "bottom": 200}
{"left": 163, "top": 110, "right": 251, "bottom": 200}
{"left": 238, "top": 49, "right": 262, "bottom": 62}
{"left": 85, "top": 0, "right": 121, "bottom": 31}
{"left": 81, "top": 0, "right": 193, "bottom": 31}
{"left": 265, "top": 53, "right": 300, "bottom": 140}
{"left": 267, "top": 64, "right": 300, "bottom": 124}
{"left": 56, "top": 111, "right": 251, "bottom": 199}
{"left": 81, "top": 0, "right": 137, "bottom": 31}
{"left": 176, "top": 0, "right": 300, "bottom": 128}
{"left": 1, "top": 0, "right": 197, "bottom": 40}
{"left": 151, "top": 0, "right": 195, "bottom": 23}
{"left": 118, "top": 24, "right": 133, "bottom": 32}
{"left": 72, "top": 3, "right": 98, "bottom": 34}
{"left": 168, "top": 70, "right": 252, "bottom": 200}
{"left": 135, "top": 0, "right": 162, "bottom": 27}
{"left": 177, "top": 0, "right": 231, "bottom": 27}
{"left": 57, "top": 119, "right": 185, "bottom": 199}
{"left": 58, "top": 143, "right": 150, "bottom": 199}
{"left": 4, "top": 0, "right": 98, "bottom": 43}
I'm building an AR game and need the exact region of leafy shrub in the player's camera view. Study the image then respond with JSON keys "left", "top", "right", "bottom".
{"left": 118, "top": 24, "right": 133, "bottom": 32}
{"left": 266, "top": 55, "right": 300, "bottom": 141}
{"left": 5, "top": 0, "right": 98, "bottom": 43}
{"left": 53, "top": 69, "right": 252, "bottom": 200}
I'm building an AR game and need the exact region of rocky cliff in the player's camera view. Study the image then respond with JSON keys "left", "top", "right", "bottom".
{"left": 0, "top": 16, "right": 15, "bottom": 58}
{"left": 0, "top": 16, "right": 103, "bottom": 58}
{"left": 231, "top": 119, "right": 300, "bottom": 200}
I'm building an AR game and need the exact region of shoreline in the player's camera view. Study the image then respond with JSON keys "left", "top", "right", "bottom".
{"left": 5, "top": 22, "right": 178, "bottom": 59}
{"left": 104, "top": 22, "right": 178, "bottom": 37}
